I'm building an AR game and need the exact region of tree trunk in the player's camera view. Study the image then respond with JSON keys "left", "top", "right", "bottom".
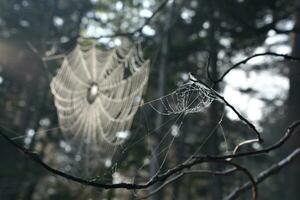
{"left": 150, "top": 2, "right": 175, "bottom": 199}
{"left": 207, "top": 1, "right": 223, "bottom": 199}
{"left": 287, "top": 3, "right": 300, "bottom": 199}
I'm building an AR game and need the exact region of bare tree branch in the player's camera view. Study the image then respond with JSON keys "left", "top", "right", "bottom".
{"left": 190, "top": 77, "right": 263, "bottom": 142}
{"left": 0, "top": 49, "right": 300, "bottom": 199}
{"left": 83, "top": 0, "right": 169, "bottom": 40}
{"left": 0, "top": 120, "right": 299, "bottom": 193}
{"left": 138, "top": 168, "right": 235, "bottom": 199}
{"left": 214, "top": 52, "right": 300, "bottom": 85}
{"left": 193, "top": 120, "right": 300, "bottom": 160}
{"left": 225, "top": 148, "right": 300, "bottom": 200}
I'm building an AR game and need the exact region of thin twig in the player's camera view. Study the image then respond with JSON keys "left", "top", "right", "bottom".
{"left": 205, "top": 54, "right": 215, "bottom": 83}
{"left": 0, "top": 116, "right": 299, "bottom": 195}
{"left": 140, "top": 160, "right": 257, "bottom": 200}
{"left": 225, "top": 148, "right": 300, "bottom": 200}
{"left": 42, "top": 54, "right": 65, "bottom": 61}
{"left": 190, "top": 76, "right": 263, "bottom": 142}
{"left": 139, "top": 168, "right": 237, "bottom": 199}
{"left": 214, "top": 92, "right": 263, "bottom": 142}
{"left": 84, "top": 0, "right": 169, "bottom": 39}
{"left": 232, "top": 139, "right": 259, "bottom": 156}
{"left": 193, "top": 120, "right": 300, "bottom": 160}
{"left": 214, "top": 52, "right": 300, "bottom": 85}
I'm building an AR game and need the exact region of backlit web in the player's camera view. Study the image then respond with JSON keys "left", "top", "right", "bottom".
{"left": 2, "top": 42, "right": 226, "bottom": 186}
{"left": 50, "top": 42, "right": 150, "bottom": 147}
{"left": 148, "top": 82, "right": 218, "bottom": 115}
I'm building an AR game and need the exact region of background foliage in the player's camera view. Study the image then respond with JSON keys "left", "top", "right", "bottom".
{"left": 0, "top": 0, "right": 299, "bottom": 199}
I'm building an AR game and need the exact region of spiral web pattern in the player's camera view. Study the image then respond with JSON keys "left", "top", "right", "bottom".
{"left": 50, "top": 43, "right": 150, "bottom": 149}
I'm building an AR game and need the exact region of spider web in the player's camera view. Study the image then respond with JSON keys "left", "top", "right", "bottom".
{"left": 50, "top": 42, "right": 150, "bottom": 147}
{"left": 45, "top": 42, "right": 151, "bottom": 176}
{"left": 1, "top": 74, "right": 224, "bottom": 179}
{"left": 147, "top": 81, "right": 218, "bottom": 115}
{"left": 1, "top": 41, "right": 231, "bottom": 189}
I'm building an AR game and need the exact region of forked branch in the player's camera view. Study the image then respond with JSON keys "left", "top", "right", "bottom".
{"left": 0, "top": 120, "right": 299, "bottom": 198}
{"left": 226, "top": 148, "right": 300, "bottom": 200}
{"left": 1, "top": 51, "right": 300, "bottom": 200}
{"left": 212, "top": 52, "right": 300, "bottom": 85}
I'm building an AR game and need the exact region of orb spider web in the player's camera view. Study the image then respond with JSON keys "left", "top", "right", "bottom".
{"left": 42, "top": 42, "right": 150, "bottom": 176}
{"left": 50, "top": 42, "right": 150, "bottom": 147}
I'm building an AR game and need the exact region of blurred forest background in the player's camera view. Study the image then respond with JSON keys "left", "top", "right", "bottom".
{"left": 0, "top": 0, "right": 300, "bottom": 199}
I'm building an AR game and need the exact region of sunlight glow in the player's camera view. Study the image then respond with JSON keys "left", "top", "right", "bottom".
{"left": 139, "top": 9, "right": 153, "bottom": 18}
{"left": 224, "top": 69, "right": 289, "bottom": 122}
{"left": 142, "top": 25, "right": 156, "bottom": 36}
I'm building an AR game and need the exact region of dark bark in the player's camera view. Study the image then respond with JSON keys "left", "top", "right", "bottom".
{"left": 0, "top": 40, "right": 43, "bottom": 200}
{"left": 287, "top": 3, "right": 300, "bottom": 199}
{"left": 149, "top": 2, "right": 173, "bottom": 199}
{"left": 207, "top": 1, "right": 223, "bottom": 199}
